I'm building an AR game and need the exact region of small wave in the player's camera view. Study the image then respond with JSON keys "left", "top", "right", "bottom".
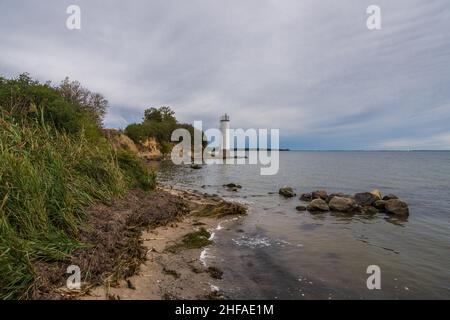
{"left": 232, "top": 235, "right": 271, "bottom": 248}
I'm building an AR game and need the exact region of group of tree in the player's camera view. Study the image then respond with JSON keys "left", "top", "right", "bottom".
{"left": 0, "top": 73, "right": 108, "bottom": 136}
{"left": 125, "top": 106, "right": 201, "bottom": 155}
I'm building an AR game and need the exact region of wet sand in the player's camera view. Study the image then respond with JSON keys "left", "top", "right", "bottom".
{"left": 82, "top": 187, "right": 247, "bottom": 300}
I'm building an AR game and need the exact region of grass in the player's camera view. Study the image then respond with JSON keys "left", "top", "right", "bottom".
{"left": 0, "top": 111, "right": 154, "bottom": 299}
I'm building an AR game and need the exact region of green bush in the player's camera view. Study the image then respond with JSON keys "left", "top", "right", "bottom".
{"left": 0, "top": 74, "right": 155, "bottom": 299}
{"left": 117, "top": 150, "right": 155, "bottom": 191}
{"left": 0, "top": 113, "right": 127, "bottom": 299}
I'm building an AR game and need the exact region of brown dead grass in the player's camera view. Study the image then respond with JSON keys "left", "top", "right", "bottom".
{"left": 30, "top": 189, "right": 188, "bottom": 299}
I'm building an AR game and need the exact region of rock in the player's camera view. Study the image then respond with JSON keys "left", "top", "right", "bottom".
{"left": 329, "top": 196, "right": 357, "bottom": 213}
{"left": 312, "top": 190, "right": 328, "bottom": 200}
{"left": 361, "top": 206, "right": 379, "bottom": 215}
{"left": 300, "top": 193, "right": 312, "bottom": 201}
{"left": 325, "top": 192, "right": 353, "bottom": 203}
{"left": 370, "top": 189, "right": 382, "bottom": 201}
{"left": 279, "top": 187, "right": 296, "bottom": 198}
{"left": 385, "top": 199, "right": 409, "bottom": 216}
{"left": 373, "top": 200, "right": 386, "bottom": 212}
{"left": 383, "top": 194, "right": 399, "bottom": 201}
{"left": 224, "top": 183, "right": 242, "bottom": 189}
{"left": 295, "top": 205, "right": 307, "bottom": 211}
{"left": 307, "top": 199, "right": 329, "bottom": 212}
{"left": 354, "top": 192, "right": 378, "bottom": 206}
{"left": 191, "top": 164, "right": 202, "bottom": 169}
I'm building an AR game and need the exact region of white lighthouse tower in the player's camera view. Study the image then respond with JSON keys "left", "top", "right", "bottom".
{"left": 220, "top": 114, "right": 230, "bottom": 158}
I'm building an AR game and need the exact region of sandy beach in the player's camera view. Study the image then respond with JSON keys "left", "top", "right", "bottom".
{"left": 80, "top": 187, "right": 247, "bottom": 300}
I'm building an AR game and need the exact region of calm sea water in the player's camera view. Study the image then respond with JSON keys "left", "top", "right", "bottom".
{"left": 155, "top": 151, "right": 450, "bottom": 299}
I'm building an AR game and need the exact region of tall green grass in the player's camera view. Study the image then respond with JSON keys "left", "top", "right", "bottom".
{"left": 0, "top": 111, "right": 153, "bottom": 299}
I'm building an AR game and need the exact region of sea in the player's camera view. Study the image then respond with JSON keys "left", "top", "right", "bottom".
{"left": 154, "top": 151, "right": 450, "bottom": 299}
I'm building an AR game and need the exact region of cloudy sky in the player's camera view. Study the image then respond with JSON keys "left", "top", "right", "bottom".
{"left": 1, "top": 0, "right": 449, "bottom": 149}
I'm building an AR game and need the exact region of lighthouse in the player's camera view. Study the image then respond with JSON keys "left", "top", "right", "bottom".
{"left": 220, "top": 114, "right": 230, "bottom": 158}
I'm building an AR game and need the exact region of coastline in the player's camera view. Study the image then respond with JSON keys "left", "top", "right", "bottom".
{"left": 80, "top": 187, "right": 247, "bottom": 300}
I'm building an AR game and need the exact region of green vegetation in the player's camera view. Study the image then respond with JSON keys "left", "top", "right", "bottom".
{"left": 117, "top": 150, "right": 155, "bottom": 190}
{"left": 125, "top": 106, "right": 204, "bottom": 155}
{"left": 0, "top": 74, "right": 154, "bottom": 299}
{"left": 165, "top": 227, "right": 212, "bottom": 253}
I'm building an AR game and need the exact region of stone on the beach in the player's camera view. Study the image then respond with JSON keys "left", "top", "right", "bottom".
{"left": 373, "top": 200, "right": 386, "bottom": 212}
{"left": 370, "top": 189, "right": 382, "bottom": 201}
{"left": 325, "top": 192, "right": 353, "bottom": 203}
{"left": 279, "top": 186, "right": 296, "bottom": 198}
{"left": 385, "top": 199, "right": 409, "bottom": 216}
{"left": 296, "top": 205, "right": 307, "bottom": 211}
{"left": 300, "top": 192, "right": 312, "bottom": 201}
{"left": 329, "top": 196, "right": 357, "bottom": 213}
{"left": 312, "top": 190, "right": 328, "bottom": 200}
{"left": 361, "top": 206, "right": 379, "bottom": 215}
{"left": 307, "top": 199, "right": 329, "bottom": 212}
{"left": 354, "top": 192, "right": 378, "bottom": 206}
{"left": 383, "top": 194, "right": 399, "bottom": 201}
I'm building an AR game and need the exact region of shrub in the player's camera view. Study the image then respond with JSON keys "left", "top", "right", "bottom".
{"left": 117, "top": 150, "right": 156, "bottom": 191}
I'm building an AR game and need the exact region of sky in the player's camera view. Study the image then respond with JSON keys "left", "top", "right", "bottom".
{"left": 0, "top": 0, "right": 449, "bottom": 150}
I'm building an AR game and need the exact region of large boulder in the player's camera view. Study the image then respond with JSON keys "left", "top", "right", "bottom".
{"left": 354, "top": 192, "right": 378, "bottom": 206}
{"left": 361, "top": 206, "right": 379, "bottom": 215}
{"left": 329, "top": 196, "right": 358, "bottom": 213}
{"left": 307, "top": 199, "right": 329, "bottom": 212}
{"left": 370, "top": 189, "right": 382, "bottom": 201}
{"left": 373, "top": 200, "right": 386, "bottom": 212}
{"left": 326, "top": 192, "right": 353, "bottom": 203}
{"left": 385, "top": 199, "right": 409, "bottom": 216}
{"left": 383, "top": 194, "right": 399, "bottom": 201}
{"left": 279, "top": 187, "right": 296, "bottom": 198}
{"left": 312, "top": 190, "right": 328, "bottom": 200}
{"left": 300, "top": 193, "right": 312, "bottom": 201}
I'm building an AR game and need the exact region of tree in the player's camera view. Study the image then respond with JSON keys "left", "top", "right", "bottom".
{"left": 143, "top": 106, "right": 176, "bottom": 123}
{"left": 143, "top": 107, "right": 163, "bottom": 122}
{"left": 57, "top": 77, "right": 108, "bottom": 127}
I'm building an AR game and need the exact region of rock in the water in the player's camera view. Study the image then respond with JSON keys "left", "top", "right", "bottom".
{"left": 383, "top": 194, "right": 399, "bottom": 201}
{"left": 300, "top": 193, "right": 312, "bottom": 201}
{"left": 307, "top": 199, "right": 329, "bottom": 212}
{"left": 370, "top": 189, "right": 382, "bottom": 201}
{"left": 329, "top": 196, "right": 357, "bottom": 213}
{"left": 354, "top": 192, "right": 378, "bottom": 206}
{"left": 224, "top": 183, "right": 242, "bottom": 189}
{"left": 325, "top": 192, "right": 353, "bottom": 203}
{"left": 312, "top": 190, "right": 328, "bottom": 200}
{"left": 373, "top": 200, "right": 386, "bottom": 212}
{"left": 279, "top": 187, "right": 296, "bottom": 198}
{"left": 191, "top": 164, "right": 203, "bottom": 169}
{"left": 296, "top": 205, "right": 307, "bottom": 211}
{"left": 361, "top": 206, "right": 379, "bottom": 215}
{"left": 385, "top": 199, "right": 409, "bottom": 216}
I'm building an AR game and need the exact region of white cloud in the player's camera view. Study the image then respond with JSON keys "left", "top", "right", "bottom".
{"left": 1, "top": 0, "right": 450, "bottom": 149}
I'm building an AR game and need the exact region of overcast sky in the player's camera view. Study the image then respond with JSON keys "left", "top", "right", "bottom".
{"left": 1, "top": 0, "right": 449, "bottom": 149}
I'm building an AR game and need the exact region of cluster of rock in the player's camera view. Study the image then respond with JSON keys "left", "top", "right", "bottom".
{"left": 279, "top": 187, "right": 409, "bottom": 216}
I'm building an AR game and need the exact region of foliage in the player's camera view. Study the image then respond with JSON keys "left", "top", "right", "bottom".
{"left": 117, "top": 150, "right": 155, "bottom": 190}
{"left": 0, "top": 74, "right": 155, "bottom": 299}
{"left": 125, "top": 106, "right": 205, "bottom": 150}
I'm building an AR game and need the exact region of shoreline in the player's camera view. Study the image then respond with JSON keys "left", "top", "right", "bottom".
{"left": 81, "top": 187, "right": 247, "bottom": 300}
